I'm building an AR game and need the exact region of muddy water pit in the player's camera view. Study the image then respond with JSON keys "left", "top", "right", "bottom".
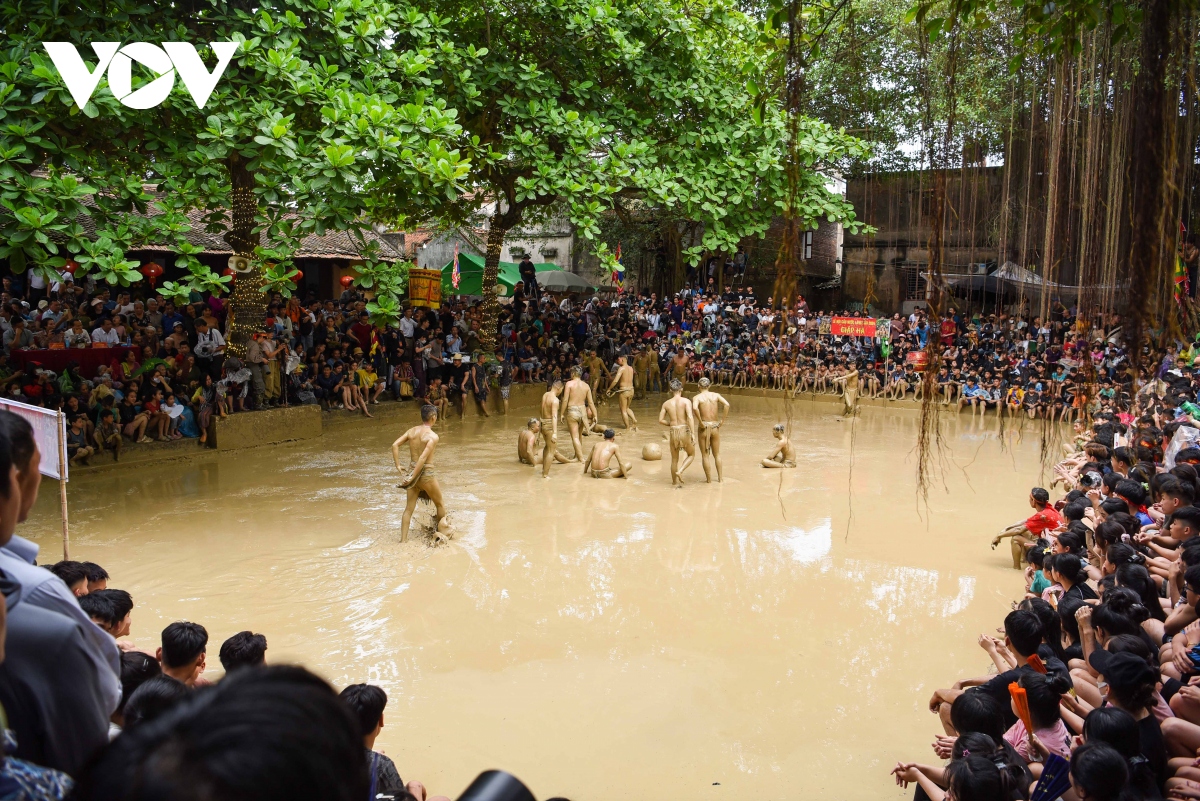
{"left": 23, "top": 394, "right": 1052, "bottom": 799}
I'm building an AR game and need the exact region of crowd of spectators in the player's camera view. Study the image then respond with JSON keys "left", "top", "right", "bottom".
{"left": 889, "top": 386, "right": 1200, "bottom": 799}
{"left": 0, "top": 262, "right": 1177, "bottom": 472}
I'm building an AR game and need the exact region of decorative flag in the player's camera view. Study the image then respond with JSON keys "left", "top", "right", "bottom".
{"left": 612, "top": 242, "right": 625, "bottom": 292}
{"left": 451, "top": 242, "right": 461, "bottom": 291}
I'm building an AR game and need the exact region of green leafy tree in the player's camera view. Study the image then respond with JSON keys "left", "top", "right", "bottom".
{"left": 0, "top": 0, "right": 471, "bottom": 353}
{"left": 391, "top": 0, "right": 868, "bottom": 350}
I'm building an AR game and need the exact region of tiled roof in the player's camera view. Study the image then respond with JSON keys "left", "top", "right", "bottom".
{"left": 81, "top": 207, "right": 406, "bottom": 261}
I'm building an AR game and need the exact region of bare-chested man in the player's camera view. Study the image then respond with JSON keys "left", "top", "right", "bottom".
{"left": 519, "top": 418, "right": 569, "bottom": 467}
{"left": 658, "top": 379, "right": 696, "bottom": 486}
{"left": 632, "top": 347, "right": 650, "bottom": 399}
{"left": 582, "top": 428, "right": 631, "bottom": 478}
{"left": 561, "top": 366, "right": 598, "bottom": 460}
{"left": 762, "top": 423, "right": 797, "bottom": 468}
{"left": 830, "top": 363, "right": 860, "bottom": 416}
{"left": 691, "top": 377, "right": 731, "bottom": 483}
{"left": 392, "top": 404, "right": 448, "bottom": 542}
{"left": 586, "top": 350, "right": 609, "bottom": 398}
{"left": 539, "top": 380, "right": 565, "bottom": 478}
{"left": 669, "top": 348, "right": 690, "bottom": 385}
{"left": 607, "top": 355, "right": 638, "bottom": 431}
{"left": 647, "top": 346, "right": 663, "bottom": 393}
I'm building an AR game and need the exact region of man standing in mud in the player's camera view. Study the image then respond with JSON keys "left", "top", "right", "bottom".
{"left": 691, "top": 377, "right": 730, "bottom": 483}
{"left": 632, "top": 346, "right": 650, "bottom": 399}
{"left": 585, "top": 349, "right": 609, "bottom": 398}
{"left": 670, "top": 347, "right": 690, "bottom": 385}
{"left": 539, "top": 380, "right": 565, "bottom": 477}
{"left": 658, "top": 379, "right": 696, "bottom": 487}
{"left": 561, "top": 366, "right": 598, "bottom": 461}
{"left": 607, "top": 355, "right": 638, "bottom": 431}
{"left": 392, "top": 404, "right": 448, "bottom": 542}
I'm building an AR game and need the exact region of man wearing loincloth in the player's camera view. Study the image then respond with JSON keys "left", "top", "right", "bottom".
{"left": 658, "top": 379, "right": 696, "bottom": 487}
{"left": 585, "top": 349, "right": 609, "bottom": 398}
{"left": 539, "top": 380, "right": 565, "bottom": 478}
{"left": 632, "top": 347, "right": 650, "bottom": 399}
{"left": 762, "top": 423, "right": 797, "bottom": 468}
{"left": 606, "top": 355, "right": 639, "bottom": 431}
{"left": 830, "top": 362, "right": 860, "bottom": 416}
{"left": 519, "top": 418, "right": 570, "bottom": 467}
{"left": 392, "top": 404, "right": 448, "bottom": 542}
{"left": 647, "top": 345, "right": 663, "bottom": 393}
{"left": 561, "top": 366, "right": 598, "bottom": 461}
{"left": 582, "top": 428, "right": 630, "bottom": 478}
{"left": 691, "top": 377, "right": 731, "bottom": 483}
{"left": 669, "top": 347, "right": 690, "bottom": 385}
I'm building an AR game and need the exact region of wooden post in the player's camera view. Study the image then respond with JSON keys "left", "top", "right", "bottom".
{"left": 58, "top": 410, "right": 69, "bottom": 560}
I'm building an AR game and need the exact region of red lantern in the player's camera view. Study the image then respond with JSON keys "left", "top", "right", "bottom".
{"left": 140, "top": 262, "right": 163, "bottom": 287}
{"left": 291, "top": 269, "right": 303, "bottom": 283}
{"left": 63, "top": 259, "right": 80, "bottom": 275}
{"left": 340, "top": 275, "right": 354, "bottom": 289}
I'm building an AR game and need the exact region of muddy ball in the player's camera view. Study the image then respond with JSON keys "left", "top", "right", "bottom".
{"left": 642, "top": 443, "right": 662, "bottom": 461}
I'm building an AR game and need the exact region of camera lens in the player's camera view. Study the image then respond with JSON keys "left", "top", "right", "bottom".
{"left": 456, "top": 771, "right": 537, "bottom": 801}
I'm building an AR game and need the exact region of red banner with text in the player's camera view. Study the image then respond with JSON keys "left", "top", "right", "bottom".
{"left": 830, "top": 316, "right": 876, "bottom": 337}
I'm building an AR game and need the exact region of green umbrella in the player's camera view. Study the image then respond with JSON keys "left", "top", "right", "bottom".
{"left": 441, "top": 253, "right": 560, "bottom": 297}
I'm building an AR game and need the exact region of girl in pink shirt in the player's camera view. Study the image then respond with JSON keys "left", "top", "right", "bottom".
{"left": 1003, "top": 672, "right": 1074, "bottom": 763}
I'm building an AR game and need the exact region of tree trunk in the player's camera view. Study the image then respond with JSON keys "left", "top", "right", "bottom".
{"left": 223, "top": 153, "right": 264, "bottom": 359}
{"left": 1123, "top": 0, "right": 1172, "bottom": 374}
{"left": 478, "top": 218, "right": 508, "bottom": 353}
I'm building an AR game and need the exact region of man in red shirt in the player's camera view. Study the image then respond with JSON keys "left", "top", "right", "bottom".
{"left": 348, "top": 311, "right": 376, "bottom": 357}
{"left": 991, "top": 487, "right": 1062, "bottom": 569}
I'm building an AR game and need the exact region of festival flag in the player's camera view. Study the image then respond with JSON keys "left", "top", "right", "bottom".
{"left": 451, "top": 242, "right": 461, "bottom": 291}
{"left": 612, "top": 241, "right": 625, "bottom": 292}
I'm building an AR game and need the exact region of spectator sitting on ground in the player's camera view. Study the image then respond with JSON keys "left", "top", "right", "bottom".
{"left": 79, "top": 588, "right": 133, "bottom": 639}
{"left": 48, "top": 560, "right": 89, "bottom": 597}
{"left": 157, "top": 621, "right": 208, "bottom": 687}
{"left": 219, "top": 630, "right": 268, "bottom": 673}
{"left": 339, "top": 683, "right": 429, "bottom": 801}
{"left": 80, "top": 561, "right": 108, "bottom": 592}
{"left": 66, "top": 415, "right": 94, "bottom": 465}
{"left": 120, "top": 675, "right": 189, "bottom": 731}
{"left": 112, "top": 651, "right": 161, "bottom": 735}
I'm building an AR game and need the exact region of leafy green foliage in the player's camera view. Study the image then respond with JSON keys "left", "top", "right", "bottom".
{"left": 390, "top": 0, "right": 867, "bottom": 266}
{"left": 0, "top": 0, "right": 472, "bottom": 295}
{"left": 353, "top": 259, "right": 410, "bottom": 326}
{"left": 907, "top": 0, "right": 1145, "bottom": 56}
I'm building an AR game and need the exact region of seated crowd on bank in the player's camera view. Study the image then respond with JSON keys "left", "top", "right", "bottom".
{"left": 0, "top": 408, "right": 456, "bottom": 800}
{"left": 892, "top": 408, "right": 1200, "bottom": 800}
{"left": 0, "top": 265, "right": 1166, "bottom": 463}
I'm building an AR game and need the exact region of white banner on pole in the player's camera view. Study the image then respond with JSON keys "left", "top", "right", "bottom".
{"left": 0, "top": 398, "right": 68, "bottom": 481}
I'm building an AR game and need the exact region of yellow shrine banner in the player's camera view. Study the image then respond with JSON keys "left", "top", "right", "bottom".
{"left": 408, "top": 268, "right": 442, "bottom": 309}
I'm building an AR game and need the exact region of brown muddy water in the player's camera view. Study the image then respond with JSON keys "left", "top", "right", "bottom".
{"left": 22, "top": 395, "right": 1056, "bottom": 799}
